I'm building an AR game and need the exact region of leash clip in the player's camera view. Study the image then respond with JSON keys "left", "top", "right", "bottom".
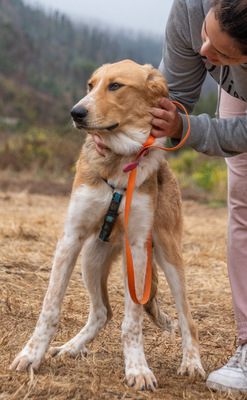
{"left": 123, "top": 149, "right": 148, "bottom": 173}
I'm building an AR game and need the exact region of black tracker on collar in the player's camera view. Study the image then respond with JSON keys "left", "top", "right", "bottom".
{"left": 99, "top": 191, "right": 123, "bottom": 242}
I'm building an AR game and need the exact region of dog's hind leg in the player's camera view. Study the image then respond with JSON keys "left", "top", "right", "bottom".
{"left": 49, "top": 236, "right": 120, "bottom": 358}
{"left": 144, "top": 259, "right": 174, "bottom": 332}
{"left": 153, "top": 231, "right": 205, "bottom": 377}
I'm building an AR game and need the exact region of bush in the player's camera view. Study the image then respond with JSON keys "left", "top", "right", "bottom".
{"left": 0, "top": 126, "right": 86, "bottom": 177}
{"left": 168, "top": 149, "right": 228, "bottom": 205}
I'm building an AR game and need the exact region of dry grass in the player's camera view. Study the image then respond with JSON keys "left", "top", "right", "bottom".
{"left": 0, "top": 189, "right": 246, "bottom": 400}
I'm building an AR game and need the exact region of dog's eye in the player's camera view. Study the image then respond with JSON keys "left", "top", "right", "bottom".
{"left": 108, "top": 83, "right": 125, "bottom": 91}
{"left": 88, "top": 83, "right": 93, "bottom": 92}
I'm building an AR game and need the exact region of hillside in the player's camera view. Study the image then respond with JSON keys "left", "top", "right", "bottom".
{"left": 0, "top": 0, "right": 164, "bottom": 127}
{"left": 0, "top": 73, "right": 70, "bottom": 126}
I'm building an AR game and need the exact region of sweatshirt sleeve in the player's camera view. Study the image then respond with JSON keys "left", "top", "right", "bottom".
{"left": 159, "top": 0, "right": 207, "bottom": 113}
{"left": 171, "top": 113, "right": 247, "bottom": 157}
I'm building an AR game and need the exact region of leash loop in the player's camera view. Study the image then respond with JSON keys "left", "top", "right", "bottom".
{"left": 124, "top": 101, "right": 190, "bottom": 304}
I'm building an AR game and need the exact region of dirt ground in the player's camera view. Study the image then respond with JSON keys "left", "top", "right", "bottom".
{"left": 0, "top": 185, "right": 246, "bottom": 400}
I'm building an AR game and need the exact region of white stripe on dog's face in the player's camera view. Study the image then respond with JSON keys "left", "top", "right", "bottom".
{"left": 76, "top": 76, "right": 104, "bottom": 110}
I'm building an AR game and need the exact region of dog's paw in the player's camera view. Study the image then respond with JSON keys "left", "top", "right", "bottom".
{"left": 49, "top": 344, "right": 88, "bottom": 358}
{"left": 178, "top": 358, "right": 205, "bottom": 378}
{"left": 177, "top": 346, "right": 205, "bottom": 378}
{"left": 10, "top": 352, "right": 42, "bottom": 372}
{"left": 126, "top": 366, "right": 157, "bottom": 391}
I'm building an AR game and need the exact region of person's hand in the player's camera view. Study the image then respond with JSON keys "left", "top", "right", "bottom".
{"left": 92, "top": 134, "right": 109, "bottom": 156}
{"left": 151, "top": 97, "right": 183, "bottom": 139}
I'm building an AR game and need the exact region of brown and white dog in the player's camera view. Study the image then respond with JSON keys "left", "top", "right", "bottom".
{"left": 10, "top": 60, "right": 204, "bottom": 390}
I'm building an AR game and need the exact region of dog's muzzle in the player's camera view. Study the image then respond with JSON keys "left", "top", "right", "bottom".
{"left": 70, "top": 105, "right": 119, "bottom": 131}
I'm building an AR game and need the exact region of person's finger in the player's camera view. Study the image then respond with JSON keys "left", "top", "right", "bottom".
{"left": 152, "top": 117, "right": 169, "bottom": 130}
{"left": 151, "top": 107, "right": 169, "bottom": 120}
{"left": 159, "top": 97, "right": 175, "bottom": 110}
{"left": 95, "top": 144, "right": 107, "bottom": 156}
{"left": 92, "top": 134, "right": 108, "bottom": 148}
{"left": 150, "top": 127, "right": 167, "bottom": 138}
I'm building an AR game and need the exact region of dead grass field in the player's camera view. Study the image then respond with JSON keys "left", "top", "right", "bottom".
{"left": 0, "top": 187, "right": 246, "bottom": 400}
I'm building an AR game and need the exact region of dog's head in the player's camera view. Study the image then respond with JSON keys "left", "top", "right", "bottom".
{"left": 71, "top": 60, "right": 168, "bottom": 154}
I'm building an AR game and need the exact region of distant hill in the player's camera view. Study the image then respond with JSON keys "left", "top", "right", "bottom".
{"left": 0, "top": 0, "right": 165, "bottom": 126}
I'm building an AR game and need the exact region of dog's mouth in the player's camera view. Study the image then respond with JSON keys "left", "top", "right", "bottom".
{"left": 74, "top": 121, "right": 119, "bottom": 132}
{"left": 106, "top": 123, "right": 119, "bottom": 131}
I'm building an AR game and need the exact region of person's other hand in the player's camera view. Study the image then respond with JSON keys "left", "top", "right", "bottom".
{"left": 151, "top": 97, "right": 183, "bottom": 139}
{"left": 92, "top": 134, "right": 109, "bottom": 156}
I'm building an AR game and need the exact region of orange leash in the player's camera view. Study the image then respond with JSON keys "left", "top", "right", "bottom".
{"left": 124, "top": 101, "right": 190, "bottom": 304}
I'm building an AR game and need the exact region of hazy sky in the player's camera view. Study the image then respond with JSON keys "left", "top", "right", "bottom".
{"left": 23, "top": 0, "right": 173, "bottom": 36}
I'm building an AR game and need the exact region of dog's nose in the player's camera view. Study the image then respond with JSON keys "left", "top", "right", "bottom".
{"left": 70, "top": 105, "right": 88, "bottom": 120}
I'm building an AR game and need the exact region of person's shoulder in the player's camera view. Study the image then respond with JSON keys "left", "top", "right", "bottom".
{"left": 167, "top": 0, "right": 210, "bottom": 51}
{"left": 182, "top": 0, "right": 209, "bottom": 7}
{"left": 172, "top": 0, "right": 203, "bottom": 7}
{"left": 171, "top": 0, "right": 210, "bottom": 19}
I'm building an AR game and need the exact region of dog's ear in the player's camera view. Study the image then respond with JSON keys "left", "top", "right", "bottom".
{"left": 143, "top": 64, "right": 169, "bottom": 104}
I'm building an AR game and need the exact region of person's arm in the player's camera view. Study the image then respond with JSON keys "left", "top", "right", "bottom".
{"left": 151, "top": 0, "right": 208, "bottom": 143}
{"left": 173, "top": 112, "right": 247, "bottom": 157}
{"left": 159, "top": 0, "right": 207, "bottom": 112}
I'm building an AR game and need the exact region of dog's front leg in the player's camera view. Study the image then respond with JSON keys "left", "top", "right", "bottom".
{"left": 10, "top": 234, "right": 83, "bottom": 372}
{"left": 122, "top": 247, "right": 157, "bottom": 391}
{"left": 10, "top": 228, "right": 84, "bottom": 372}
{"left": 10, "top": 187, "right": 94, "bottom": 372}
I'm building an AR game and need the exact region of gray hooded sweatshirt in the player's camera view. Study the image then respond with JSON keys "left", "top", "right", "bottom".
{"left": 159, "top": 0, "right": 247, "bottom": 157}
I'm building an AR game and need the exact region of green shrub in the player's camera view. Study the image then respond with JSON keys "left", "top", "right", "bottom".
{"left": 168, "top": 149, "right": 228, "bottom": 204}
{"left": 169, "top": 150, "right": 198, "bottom": 175}
{"left": 0, "top": 126, "right": 85, "bottom": 177}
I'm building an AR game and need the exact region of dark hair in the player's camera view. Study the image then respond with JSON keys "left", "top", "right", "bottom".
{"left": 211, "top": 0, "right": 247, "bottom": 55}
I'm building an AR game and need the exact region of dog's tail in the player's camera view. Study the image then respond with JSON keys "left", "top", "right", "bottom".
{"left": 144, "top": 260, "right": 174, "bottom": 332}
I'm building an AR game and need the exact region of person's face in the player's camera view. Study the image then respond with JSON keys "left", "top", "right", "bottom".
{"left": 201, "top": 9, "right": 247, "bottom": 66}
